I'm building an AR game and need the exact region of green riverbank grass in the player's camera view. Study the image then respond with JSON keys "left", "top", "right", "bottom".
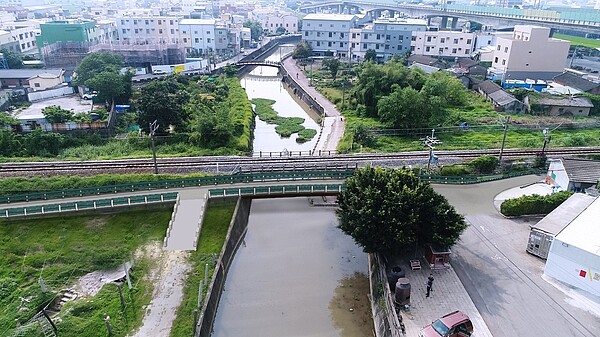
{"left": 251, "top": 98, "right": 317, "bottom": 143}
{"left": 0, "top": 208, "right": 172, "bottom": 337}
{"left": 170, "top": 201, "right": 236, "bottom": 337}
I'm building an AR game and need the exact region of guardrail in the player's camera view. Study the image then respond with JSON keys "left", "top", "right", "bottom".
{"left": 0, "top": 170, "right": 355, "bottom": 204}
{"left": 208, "top": 183, "right": 345, "bottom": 198}
{"left": 0, "top": 192, "right": 178, "bottom": 218}
{"left": 422, "top": 170, "right": 545, "bottom": 184}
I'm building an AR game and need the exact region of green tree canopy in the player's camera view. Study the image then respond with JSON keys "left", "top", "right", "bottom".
{"left": 377, "top": 86, "right": 431, "bottom": 129}
{"left": 0, "top": 48, "right": 23, "bottom": 69}
{"left": 74, "top": 52, "right": 124, "bottom": 86}
{"left": 0, "top": 112, "right": 18, "bottom": 127}
{"left": 364, "top": 49, "right": 377, "bottom": 62}
{"left": 275, "top": 26, "right": 287, "bottom": 35}
{"left": 84, "top": 71, "right": 126, "bottom": 104}
{"left": 137, "top": 77, "right": 190, "bottom": 134}
{"left": 292, "top": 41, "right": 312, "bottom": 59}
{"left": 243, "top": 20, "right": 263, "bottom": 40}
{"left": 42, "top": 105, "right": 74, "bottom": 123}
{"left": 322, "top": 58, "right": 342, "bottom": 80}
{"left": 337, "top": 166, "right": 466, "bottom": 255}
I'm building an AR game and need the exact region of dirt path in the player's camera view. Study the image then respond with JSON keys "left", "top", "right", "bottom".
{"left": 128, "top": 244, "right": 190, "bottom": 337}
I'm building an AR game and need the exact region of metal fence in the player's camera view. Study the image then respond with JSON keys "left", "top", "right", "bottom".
{"left": 0, "top": 192, "right": 178, "bottom": 218}
{"left": 0, "top": 170, "right": 354, "bottom": 204}
{"left": 208, "top": 183, "right": 345, "bottom": 198}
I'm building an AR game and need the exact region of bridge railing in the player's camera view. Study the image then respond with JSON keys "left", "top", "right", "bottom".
{"left": 0, "top": 192, "right": 178, "bottom": 218}
{"left": 208, "top": 183, "right": 345, "bottom": 198}
{"left": 0, "top": 170, "right": 355, "bottom": 204}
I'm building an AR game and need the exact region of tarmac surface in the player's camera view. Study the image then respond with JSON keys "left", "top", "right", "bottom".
{"left": 15, "top": 95, "right": 93, "bottom": 120}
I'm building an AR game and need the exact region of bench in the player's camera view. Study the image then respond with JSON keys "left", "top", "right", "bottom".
{"left": 410, "top": 259, "right": 421, "bottom": 271}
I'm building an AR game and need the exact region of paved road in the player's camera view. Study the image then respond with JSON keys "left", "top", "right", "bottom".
{"left": 435, "top": 176, "right": 600, "bottom": 337}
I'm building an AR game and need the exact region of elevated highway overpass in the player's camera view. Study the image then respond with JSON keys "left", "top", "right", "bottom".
{"left": 299, "top": 1, "right": 600, "bottom": 34}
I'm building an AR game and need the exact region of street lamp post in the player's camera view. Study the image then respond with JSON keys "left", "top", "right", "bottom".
{"left": 541, "top": 128, "right": 550, "bottom": 157}
{"left": 149, "top": 120, "right": 159, "bottom": 174}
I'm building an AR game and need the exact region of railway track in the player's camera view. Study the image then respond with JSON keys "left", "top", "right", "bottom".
{"left": 1, "top": 147, "right": 599, "bottom": 175}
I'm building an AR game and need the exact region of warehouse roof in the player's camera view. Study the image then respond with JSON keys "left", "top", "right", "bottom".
{"left": 532, "top": 193, "right": 596, "bottom": 235}
{"left": 555, "top": 196, "right": 600, "bottom": 256}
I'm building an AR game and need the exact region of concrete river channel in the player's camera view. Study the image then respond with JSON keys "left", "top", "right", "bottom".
{"left": 242, "top": 45, "right": 321, "bottom": 154}
{"left": 211, "top": 198, "right": 373, "bottom": 337}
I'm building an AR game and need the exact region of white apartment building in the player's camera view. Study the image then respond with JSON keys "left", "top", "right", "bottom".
{"left": 117, "top": 15, "right": 182, "bottom": 44}
{"left": 1, "top": 21, "right": 39, "bottom": 56}
{"left": 490, "top": 25, "right": 570, "bottom": 79}
{"left": 473, "top": 31, "right": 512, "bottom": 62}
{"left": 179, "top": 19, "right": 216, "bottom": 55}
{"left": 351, "top": 18, "right": 426, "bottom": 61}
{"left": 262, "top": 14, "right": 298, "bottom": 34}
{"left": 302, "top": 13, "right": 358, "bottom": 57}
{"left": 411, "top": 30, "right": 476, "bottom": 58}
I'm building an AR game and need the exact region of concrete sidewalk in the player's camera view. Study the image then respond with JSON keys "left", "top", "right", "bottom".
{"left": 282, "top": 57, "right": 346, "bottom": 153}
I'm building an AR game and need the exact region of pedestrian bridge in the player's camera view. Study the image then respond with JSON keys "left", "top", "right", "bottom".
{"left": 236, "top": 60, "right": 282, "bottom": 68}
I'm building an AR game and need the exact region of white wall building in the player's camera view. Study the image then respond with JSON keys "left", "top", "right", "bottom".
{"left": 117, "top": 15, "right": 182, "bottom": 44}
{"left": 351, "top": 18, "right": 426, "bottom": 61}
{"left": 302, "top": 13, "right": 358, "bottom": 57}
{"left": 411, "top": 30, "right": 476, "bottom": 58}
{"left": 544, "top": 196, "right": 600, "bottom": 298}
{"left": 262, "top": 14, "right": 298, "bottom": 34}
{"left": 179, "top": 19, "right": 216, "bottom": 55}
{"left": 490, "top": 25, "right": 570, "bottom": 79}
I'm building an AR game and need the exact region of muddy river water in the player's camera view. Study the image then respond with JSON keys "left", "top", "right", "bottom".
{"left": 211, "top": 198, "right": 373, "bottom": 337}
{"left": 242, "top": 45, "right": 321, "bottom": 154}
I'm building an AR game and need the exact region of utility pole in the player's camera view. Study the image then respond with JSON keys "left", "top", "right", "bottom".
{"left": 423, "top": 129, "right": 441, "bottom": 172}
{"left": 149, "top": 120, "right": 159, "bottom": 174}
{"left": 499, "top": 115, "right": 510, "bottom": 163}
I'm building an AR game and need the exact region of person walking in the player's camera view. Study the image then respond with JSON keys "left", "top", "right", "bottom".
{"left": 426, "top": 274, "right": 434, "bottom": 298}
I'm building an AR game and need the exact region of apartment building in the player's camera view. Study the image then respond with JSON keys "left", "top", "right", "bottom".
{"left": 352, "top": 18, "right": 426, "bottom": 61}
{"left": 117, "top": 15, "right": 182, "bottom": 44}
{"left": 0, "top": 21, "right": 39, "bottom": 56}
{"left": 180, "top": 19, "right": 216, "bottom": 55}
{"left": 36, "top": 20, "right": 99, "bottom": 49}
{"left": 262, "top": 14, "right": 298, "bottom": 34}
{"left": 490, "top": 25, "right": 570, "bottom": 80}
{"left": 411, "top": 30, "right": 476, "bottom": 58}
{"left": 302, "top": 13, "right": 358, "bottom": 57}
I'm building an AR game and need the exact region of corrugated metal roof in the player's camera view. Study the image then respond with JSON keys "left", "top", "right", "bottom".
{"left": 0, "top": 68, "right": 63, "bottom": 79}
{"left": 532, "top": 193, "right": 596, "bottom": 235}
{"left": 563, "top": 158, "right": 600, "bottom": 184}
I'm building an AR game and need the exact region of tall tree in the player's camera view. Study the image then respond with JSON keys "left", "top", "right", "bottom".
{"left": 74, "top": 52, "right": 124, "bottom": 86}
{"left": 243, "top": 20, "right": 263, "bottom": 40}
{"left": 0, "top": 48, "right": 23, "bottom": 69}
{"left": 84, "top": 71, "right": 126, "bottom": 105}
{"left": 322, "top": 58, "right": 342, "bottom": 80}
{"left": 137, "top": 77, "right": 190, "bottom": 133}
{"left": 292, "top": 41, "right": 312, "bottom": 59}
{"left": 337, "top": 166, "right": 466, "bottom": 255}
{"left": 364, "top": 49, "right": 377, "bottom": 62}
{"left": 377, "top": 86, "right": 431, "bottom": 129}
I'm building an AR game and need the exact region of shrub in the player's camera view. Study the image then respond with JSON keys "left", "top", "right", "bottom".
{"left": 439, "top": 165, "right": 471, "bottom": 176}
{"left": 468, "top": 155, "right": 499, "bottom": 174}
{"left": 500, "top": 191, "right": 573, "bottom": 216}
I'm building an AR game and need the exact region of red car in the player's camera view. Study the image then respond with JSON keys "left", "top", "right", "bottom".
{"left": 419, "top": 310, "right": 473, "bottom": 337}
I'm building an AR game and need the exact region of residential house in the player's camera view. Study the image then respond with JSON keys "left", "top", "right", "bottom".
{"left": 352, "top": 18, "right": 426, "bottom": 62}
{"left": 455, "top": 57, "right": 486, "bottom": 78}
{"left": 549, "top": 72, "right": 600, "bottom": 95}
{"left": 526, "top": 94, "right": 593, "bottom": 116}
{"left": 0, "top": 68, "right": 64, "bottom": 89}
{"left": 302, "top": 13, "right": 358, "bottom": 57}
{"left": 477, "top": 80, "right": 525, "bottom": 113}
{"left": 179, "top": 19, "right": 216, "bottom": 56}
{"left": 547, "top": 158, "right": 600, "bottom": 193}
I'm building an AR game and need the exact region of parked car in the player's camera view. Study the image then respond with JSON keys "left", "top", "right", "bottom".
{"left": 152, "top": 69, "right": 167, "bottom": 75}
{"left": 419, "top": 311, "right": 473, "bottom": 337}
{"left": 82, "top": 92, "right": 97, "bottom": 100}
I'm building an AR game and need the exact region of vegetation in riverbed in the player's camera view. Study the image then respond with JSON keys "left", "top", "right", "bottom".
{"left": 0, "top": 208, "right": 171, "bottom": 337}
{"left": 251, "top": 98, "right": 317, "bottom": 143}
{"left": 170, "top": 201, "right": 236, "bottom": 337}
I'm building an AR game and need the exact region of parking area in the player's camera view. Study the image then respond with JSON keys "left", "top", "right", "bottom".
{"left": 15, "top": 95, "right": 93, "bottom": 120}
{"left": 434, "top": 176, "right": 600, "bottom": 337}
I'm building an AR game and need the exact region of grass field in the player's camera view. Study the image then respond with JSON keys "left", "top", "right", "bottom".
{"left": 553, "top": 34, "right": 600, "bottom": 49}
{"left": 170, "top": 200, "right": 236, "bottom": 337}
{"left": 0, "top": 208, "right": 171, "bottom": 337}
